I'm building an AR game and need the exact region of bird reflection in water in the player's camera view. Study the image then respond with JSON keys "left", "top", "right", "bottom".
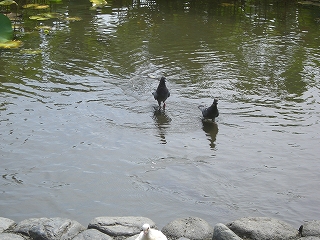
{"left": 201, "top": 120, "right": 218, "bottom": 149}
{"left": 152, "top": 106, "right": 171, "bottom": 144}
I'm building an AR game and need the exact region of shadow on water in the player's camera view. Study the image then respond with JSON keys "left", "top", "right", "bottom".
{"left": 152, "top": 106, "right": 172, "bottom": 144}
{"left": 201, "top": 120, "right": 218, "bottom": 149}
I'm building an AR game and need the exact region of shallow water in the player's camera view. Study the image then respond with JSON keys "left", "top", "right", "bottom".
{"left": 0, "top": 0, "right": 320, "bottom": 228}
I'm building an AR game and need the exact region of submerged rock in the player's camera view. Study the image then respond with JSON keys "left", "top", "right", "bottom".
{"left": 227, "top": 217, "right": 299, "bottom": 240}
{"left": 161, "top": 217, "right": 213, "bottom": 240}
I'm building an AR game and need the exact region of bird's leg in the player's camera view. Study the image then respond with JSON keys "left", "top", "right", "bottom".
{"left": 163, "top": 102, "right": 166, "bottom": 109}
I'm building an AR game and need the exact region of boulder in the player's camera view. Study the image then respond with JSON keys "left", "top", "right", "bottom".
{"left": 212, "top": 223, "right": 242, "bottom": 240}
{"left": 0, "top": 233, "right": 26, "bottom": 240}
{"left": 0, "top": 217, "right": 15, "bottom": 233}
{"left": 88, "top": 216, "right": 156, "bottom": 237}
{"left": 161, "top": 217, "right": 213, "bottom": 240}
{"left": 73, "top": 228, "right": 113, "bottom": 240}
{"left": 301, "top": 220, "right": 320, "bottom": 237}
{"left": 227, "top": 217, "right": 299, "bottom": 240}
{"left": 14, "top": 217, "right": 85, "bottom": 240}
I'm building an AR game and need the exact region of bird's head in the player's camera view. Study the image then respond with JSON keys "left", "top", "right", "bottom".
{"left": 160, "top": 77, "right": 166, "bottom": 83}
{"left": 213, "top": 99, "right": 218, "bottom": 105}
{"left": 142, "top": 223, "right": 150, "bottom": 235}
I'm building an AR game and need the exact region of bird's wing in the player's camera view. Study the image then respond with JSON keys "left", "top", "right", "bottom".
{"left": 152, "top": 91, "right": 158, "bottom": 99}
{"left": 135, "top": 232, "right": 144, "bottom": 240}
{"left": 149, "top": 229, "right": 168, "bottom": 240}
{"left": 198, "top": 105, "right": 206, "bottom": 112}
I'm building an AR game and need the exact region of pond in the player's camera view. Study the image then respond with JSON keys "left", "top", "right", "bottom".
{"left": 0, "top": 0, "right": 320, "bottom": 228}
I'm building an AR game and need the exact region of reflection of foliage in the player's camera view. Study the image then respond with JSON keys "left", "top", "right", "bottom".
{"left": 0, "top": 0, "right": 83, "bottom": 49}
{"left": 0, "top": 0, "right": 319, "bottom": 102}
{"left": 201, "top": 120, "right": 218, "bottom": 149}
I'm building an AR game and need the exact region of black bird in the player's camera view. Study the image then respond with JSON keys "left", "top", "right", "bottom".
{"left": 198, "top": 99, "right": 219, "bottom": 121}
{"left": 152, "top": 77, "right": 170, "bottom": 108}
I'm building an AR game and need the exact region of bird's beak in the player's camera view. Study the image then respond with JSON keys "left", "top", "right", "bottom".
{"left": 144, "top": 229, "right": 149, "bottom": 234}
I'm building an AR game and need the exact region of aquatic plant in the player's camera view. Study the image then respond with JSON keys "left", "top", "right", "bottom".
{"left": 0, "top": 13, "right": 13, "bottom": 42}
{"left": 0, "top": 13, "right": 22, "bottom": 48}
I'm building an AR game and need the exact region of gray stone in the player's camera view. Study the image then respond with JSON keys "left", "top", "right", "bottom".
{"left": 301, "top": 220, "right": 320, "bottom": 237}
{"left": 212, "top": 223, "right": 242, "bottom": 240}
{"left": 227, "top": 217, "right": 299, "bottom": 240}
{"left": 0, "top": 217, "right": 16, "bottom": 233}
{"left": 14, "top": 217, "right": 85, "bottom": 240}
{"left": 298, "top": 237, "right": 320, "bottom": 240}
{"left": 161, "top": 217, "right": 214, "bottom": 240}
{"left": 126, "top": 234, "right": 140, "bottom": 240}
{"left": 0, "top": 233, "right": 26, "bottom": 240}
{"left": 73, "top": 229, "right": 113, "bottom": 240}
{"left": 88, "top": 216, "right": 156, "bottom": 237}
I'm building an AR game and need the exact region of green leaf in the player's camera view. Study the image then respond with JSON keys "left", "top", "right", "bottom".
{"left": 0, "top": 0, "right": 17, "bottom": 6}
{"left": 0, "top": 14, "right": 13, "bottom": 43}
{"left": 90, "top": 0, "right": 107, "bottom": 9}
{"left": 0, "top": 40, "right": 22, "bottom": 48}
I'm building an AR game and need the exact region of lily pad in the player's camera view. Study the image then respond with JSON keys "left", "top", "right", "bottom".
{"left": 30, "top": 16, "right": 50, "bottom": 20}
{"left": 65, "top": 16, "right": 82, "bottom": 21}
{"left": 298, "top": 0, "right": 320, "bottom": 6}
{"left": 0, "top": 0, "right": 17, "bottom": 6}
{"left": 34, "top": 5, "right": 49, "bottom": 10}
{"left": 35, "top": 25, "right": 52, "bottom": 30}
{"left": 29, "top": 12, "right": 61, "bottom": 21}
{"left": 22, "top": 3, "right": 39, "bottom": 8}
{"left": 0, "top": 40, "right": 22, "bottom": 48}
{"left": 42, "top": 12, "right": 61, "bottom": 18}
{"left": 0, "top": 13, "right": 13, "bottom": 43}
{"left": 221, "top": 3, "right": 234, "bottom": 7}
{"left": 20, "top": 48, "right": 42, "bottom": 54}
{"left": 90, "top": 0, "right": 107, "bottom": 9}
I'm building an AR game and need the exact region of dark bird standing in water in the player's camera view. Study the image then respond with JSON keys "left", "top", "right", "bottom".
{"left": 152, "top": 77, "right": 170, "bottom": 108}
{"left": 198, "top": 99, "right": 219, "bottom": 121}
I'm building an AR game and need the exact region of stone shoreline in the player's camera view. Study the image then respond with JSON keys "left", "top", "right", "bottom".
{"left": 1, "top": 216, "right": 320, "bottom": 240}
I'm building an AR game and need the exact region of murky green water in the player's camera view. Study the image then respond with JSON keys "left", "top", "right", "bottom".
{"left": 1, "top": 0, "right": 320, "bottom": 228}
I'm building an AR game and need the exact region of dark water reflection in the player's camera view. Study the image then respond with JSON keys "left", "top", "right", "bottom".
{"left": 152, "top": 106, "right": 172, "bottom": 144}
{"left": 201, "top": 120, "right": 218, "bottom": 149}
{"left": 1, "top": 0, "right": 320, "bottom": 228}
